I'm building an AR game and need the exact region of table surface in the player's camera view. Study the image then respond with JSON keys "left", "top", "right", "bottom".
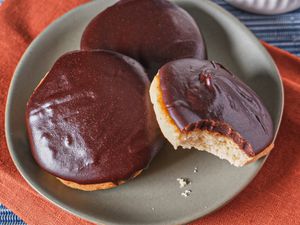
{"left": 1, "top": 0, "right": 299, "bottom": 224}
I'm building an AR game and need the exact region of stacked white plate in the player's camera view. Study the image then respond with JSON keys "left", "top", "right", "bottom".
{"left": 226, "top": 0, "right": 300, "bottom": 14}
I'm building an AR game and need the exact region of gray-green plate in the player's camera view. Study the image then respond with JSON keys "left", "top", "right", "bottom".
{"left": 5, "top": 0, "right": 284, "bottom": 224}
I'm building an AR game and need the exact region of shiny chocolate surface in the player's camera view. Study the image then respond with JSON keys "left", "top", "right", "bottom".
{"left": 81, "top": 0, "right": 206, "bottom": 79}
{"left": 26, "top": 50, "right": 162, "bottom": 184}
{"left": 159, "top": 59, "right": 274, "bottom": 155}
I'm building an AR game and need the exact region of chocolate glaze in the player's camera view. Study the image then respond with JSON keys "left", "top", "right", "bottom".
{"left": 159, "top": 59, "right": 274, "bottom": 156}
{"left": 81, "top": 0, "right": 206, "bottom": 79}
{"left": 26, "top": 50, "right": 163, "bottom": 184}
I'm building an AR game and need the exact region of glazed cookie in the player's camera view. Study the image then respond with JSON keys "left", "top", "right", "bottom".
{"left": 150, "top": 59, "right": 274, "bottom": 167}
{"left": 81, "top": 0, "right": 206, "bottom": 79}
{"left": 26, "top": 50, "right": 163, "bottom": 190}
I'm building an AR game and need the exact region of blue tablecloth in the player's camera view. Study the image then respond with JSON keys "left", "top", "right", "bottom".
{"left": 1, "top": 0, "right": 299, "bottom": 224}
{"left": 0, "top": 205, "right": 24, "bottom": 225}
{"left": 215, "top": 0, "right": 300, "bottom": 56}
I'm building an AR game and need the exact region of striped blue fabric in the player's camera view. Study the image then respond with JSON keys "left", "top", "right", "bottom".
{"left": 0, "top": 0, "right": 299, "bottom": 224}
{"left": 213, "top": 0, "right": 300, "bottom": 56}
{"left": 0, "top": 205, "right": 25, "bottom": 224}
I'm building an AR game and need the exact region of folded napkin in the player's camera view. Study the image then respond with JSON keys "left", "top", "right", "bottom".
{"left": 0, "top": 0, "right": 299, "bottom": 225}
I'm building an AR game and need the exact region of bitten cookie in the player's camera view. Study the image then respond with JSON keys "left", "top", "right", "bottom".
{"left": 150, "top": 59, "right": 274, "bottom": 167}
{"left": 81, "top": 0, "right": 206, "bottom": 79}
{"left": 26, "top": 50, "right": 163, "bottom": 191}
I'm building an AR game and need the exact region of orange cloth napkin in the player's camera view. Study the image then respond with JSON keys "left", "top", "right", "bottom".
{"left": 0, "top": 0, "right": 299, "bottom": 225}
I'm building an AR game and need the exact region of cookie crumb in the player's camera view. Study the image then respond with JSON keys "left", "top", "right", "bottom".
{"left": 193, "top": 167, "right": 198, "bottom": 173}
{"left": 181, "top": 189, "right": 192, "bottom": 197}
{"left": 177, "top": 178, "right": 191, "bottom": 188}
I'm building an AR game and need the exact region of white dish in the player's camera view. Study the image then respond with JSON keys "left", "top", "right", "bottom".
{"left": 226, "top": 0, "right": 300, "bottom": 14}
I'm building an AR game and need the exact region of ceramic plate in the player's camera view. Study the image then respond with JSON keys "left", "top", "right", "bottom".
{"left": 5, "top": 0, "right": 283, "bottom": 224}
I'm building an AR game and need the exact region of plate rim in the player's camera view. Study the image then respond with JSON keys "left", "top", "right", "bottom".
{"left": 4, "top": 0, "right": 284, "bottom": 224}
